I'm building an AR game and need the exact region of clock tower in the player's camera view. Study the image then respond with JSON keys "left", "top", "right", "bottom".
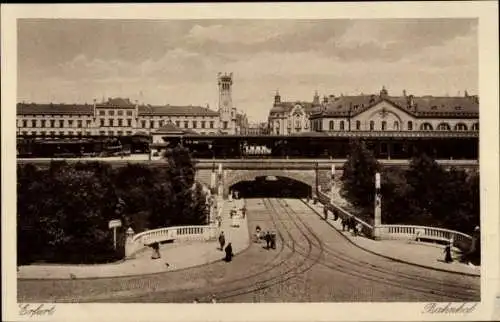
{"left": 218, "top": 72, "right": 234, "bottom": 134}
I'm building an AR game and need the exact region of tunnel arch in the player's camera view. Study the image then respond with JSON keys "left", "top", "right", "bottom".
{"left": 224, "top": 169, "right": 315, "bottom": 197}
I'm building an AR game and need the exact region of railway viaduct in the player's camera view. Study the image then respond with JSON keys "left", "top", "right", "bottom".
{"left": 18, "top": 158, "right": 479, "bottom": 197}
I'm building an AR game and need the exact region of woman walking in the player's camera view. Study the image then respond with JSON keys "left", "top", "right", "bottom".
{"left": 224, "top": 243, "right": 234, "bottom": 262}
{"left": 218, "top": 231, "right": 225, "bottom": 251}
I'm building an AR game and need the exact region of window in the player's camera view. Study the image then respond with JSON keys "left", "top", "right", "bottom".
{"left": 184, "top": 121, "right": 189, "bottom": 128}
{"left": 108, "top": 110, "right": 114, "bottom": 116}
{"left": 201, "top": 121, "right": 206, "bottom": 129}
{"left": 68, "top": 120, "right": 73, "bottom": 127}
{"left": 78, "top": 120, "right": 83, "bottom": 128}
{"left": 77, "top": 131, "right": 82, "bottom": 136}
{"left": 108, "top": 131, "right": 114, "bottom": 136}
{"left": 407, "top": 121, "right": 413, "bottom": 131}
{"left": 86, "top": 131, "right": 91, "bottom": 136}
{"left": 87, "top": 120, "right": 92, "bottom": 127}
{"left": 472, "top": 123, "right": 479, "bottom": 131}
{"left": 381, "top": 121, "right": 387, "bottom": 131}
{"left": 329, "top": 120, "right": 334, "bottom": 130}
{"left": 31, "top": 120, "right": 37, "bottom": 128}
{"left": 454, "top": 123, "right": 468, "bottom": 131}
{"left": 40, "top": 131, "right": 46, "bottom": 136}
{"left": 31, "top": 131, "right": 37, "bottom": 136}
{"left": 117, "top": 131, "right": 123, "bottom": 136}
{"left": 22, "top": 120, "right": 27, "bottom": 127}
{"left": 437, "top": 123, "right": 451, "bottom": 131}
{"left": 393, "top": 121, "right": 399, "bottom": 131}
{"left": 109, "top": 119, "right": 114, "bottom": 127}
{"left": 159, "top": 120, "right": 164, "bottom": 127}
{"left": 176, "top": 121, "right": 180, "bottom": 127}
{"left": 41, "top": 120, "right": 46, "bottom": 127}
{"left": 369, "top": 121, "right": 374, "bottom": 131}
{"left": 117, "top": 110, "right": 123, "bottom": 116}
{"left": 420, "top": 123, "right": 433, "bottom": 131}
{"left": 126, "top": 131, "right": 133, "bottom": 135}
{"left": 356, "top": 120, "right": 361, "bottom": 130}
{"left": 118, "top": 119, "right": 123, "bottom": 127}
{"left": 210, "top": 121, "right": 214, "bottom": 129}
{"left": 126, "top": 111, "right": 133, "bottom": 116}
{"left": 99, "top": 131, "right": 106, "bottom": 135}
{"left": 223, "top": 121, "right": 228, "bottom": 129}
{"left": 50, "top": 120, "right": 55, "bottom": 128}
{"left": 68, "top": 131, "right": 74, "bottom": 136}
{"left": 340, "top": 121, "right": 345, "bottom": 130}
{"left": 22, "top": 131, "right": 28, "bottom": 135}
{"left": 127, "top": 119, "right": 132, "bottom": 127}
{"left": 100, "top": 119, "right": 105, "bottom": 127}
{"left": 141, "top": 120, "right": 146, "bottom": 128}
{"left": 150, "top": 120, "right": 154, "bottom": 128}
{"left": 59, "top": 131, "right": 64, "bottom": 136}
{"left": 99, "top": 110, "right": 105, "bottom": 116}
{"left": 193, "top": 121, "right": 197, "bottom": 128}
{"left": 50, "top": 131, "right": 56, "bottom": 136}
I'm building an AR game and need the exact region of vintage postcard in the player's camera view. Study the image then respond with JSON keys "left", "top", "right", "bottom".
{"left": 2, "top": 2, "right": 499, "bottom": 322}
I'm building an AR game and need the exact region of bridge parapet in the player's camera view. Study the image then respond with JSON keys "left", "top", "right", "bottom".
{"left": 315, "top": 190, "right": 472, "bottom": 252}
{"left": 125, "top": 225, "right": 218, "bottom": 258}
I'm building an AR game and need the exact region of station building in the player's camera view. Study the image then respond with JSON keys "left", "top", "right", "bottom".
{"left": 16, "top": 72, "right": 247, "bottom": 138}
{"left": 269, "top": 87, "right": 479, "bottom": 136}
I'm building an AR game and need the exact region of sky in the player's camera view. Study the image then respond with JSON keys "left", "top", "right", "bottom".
{"left": 18, "top": 19, "right": 478, "bottom": 122}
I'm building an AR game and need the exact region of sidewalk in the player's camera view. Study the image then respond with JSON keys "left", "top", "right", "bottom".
{"left": 17, "top": 199, "right": 250, "bottom": 280}
{"left": 305, "top": 200, "right": 480, "bottom": 277}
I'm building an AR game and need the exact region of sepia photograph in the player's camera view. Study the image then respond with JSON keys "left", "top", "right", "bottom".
{"left": 2, "top": 2, "right": 499, "bottom": 322}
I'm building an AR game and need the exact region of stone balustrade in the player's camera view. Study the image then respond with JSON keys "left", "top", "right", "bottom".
{"left": 315, "top": 190, "right": 473, "bottom": 252}
{"left": 125, "top": 225, "right": 218, "bottom": 258}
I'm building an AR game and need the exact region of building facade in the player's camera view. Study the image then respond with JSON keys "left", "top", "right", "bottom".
{"left": 16, "top": 98, "right": 221, "bottom": 137}
{"left": 309, "top": 87, "right": 479, "bottom": 134}
{"left": 268, "top": 91, "right": 322, "bottom": 135}
{"left": 17, "top": 72, "right": 249, "bottom": 137}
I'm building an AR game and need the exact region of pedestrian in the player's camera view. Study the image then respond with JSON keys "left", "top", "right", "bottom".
{"left": 193, "top": 298, "right": 200, "bottom": 304}
{"left": 224, "top": 243, "right": 233, "bottom": 262}
{"left": 218, "top": 231, "right": 225, "bottom": 251}
{"left": 323, "top": 207, "right": 328, "bottom": 220}
{"left": 151, "top": 241, "right": 161, "bottom": 260}
{"left": 444, "top": 243, "right": 453, "bottom": 263}
{"left": 211, "top": 295, "right": 217, "bottom": 303}
{"left": 241, "top": 206, "right": 246, "bottom": 218}
{"left": 270, "top": 231, "right": 276, "bottom": 249}
{"left": 341, "top": 218, "right": 346, "bottom": 231}
{"left": 265, "top": 231, "right": 271, "bottom": 249}
{"left": 356, "top": 223, "right": 362, "bottom": 236}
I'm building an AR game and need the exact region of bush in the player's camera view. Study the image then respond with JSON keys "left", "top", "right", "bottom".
{"left": 17, "top": 147, "right": 209, "bottom": 265}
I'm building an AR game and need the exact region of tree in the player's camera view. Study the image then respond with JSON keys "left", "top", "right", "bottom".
{"left": 341, "top": 139, "right": 381, "bottom": 217}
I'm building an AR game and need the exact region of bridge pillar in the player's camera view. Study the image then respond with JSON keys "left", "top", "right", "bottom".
{"left": 125, "top": 227, "right": 136, "bottom": 259}
{"left": 373, "top": 172, "right": 382, "bottom": 240}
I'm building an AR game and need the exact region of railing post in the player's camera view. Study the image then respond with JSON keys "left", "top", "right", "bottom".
{"left": 373, "top": 172, "right": 382, "bottom": 240}
{"left": 125, "top": 227, "right": 136, "bottom": 259}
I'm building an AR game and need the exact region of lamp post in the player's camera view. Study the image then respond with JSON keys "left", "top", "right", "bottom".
{"left": 373, "top": 172, "right": 382, "bottom": 240}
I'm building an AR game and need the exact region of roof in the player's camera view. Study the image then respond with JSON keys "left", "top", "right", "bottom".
{"left": 17, "top": 103, "right": 93, "bottom": 115}
{"left": 154, "top": 122, "right": 198, "bottom": 135}
{"left": 270, "top": 101, "right": 321, "bottom": 114}
{"left": 139, "top": 105, "right": 219, "bottom": 117}
{"left": 312, "top": 94, "right": 479, "bottom": 119}
{"left": 97, "top": 97, "right": 135, "bottom": 107}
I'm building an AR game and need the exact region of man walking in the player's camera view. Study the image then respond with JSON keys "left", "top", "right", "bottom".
{"left": 218, "top": 231, "right": 226, "bottom": 251}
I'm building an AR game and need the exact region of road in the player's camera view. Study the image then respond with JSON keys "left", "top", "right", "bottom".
{"left": 18, "top": 198, "right": 480, "bottom": 303}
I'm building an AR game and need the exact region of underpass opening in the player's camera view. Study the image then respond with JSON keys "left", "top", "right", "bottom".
{"left": 230, "top": 176, "right": 312, "bottom": 199}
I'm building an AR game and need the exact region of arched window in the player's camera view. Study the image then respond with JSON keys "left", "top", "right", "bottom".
{"left": 381, "top": 121, "right": 387, "bottom": 131}
{"left": 437, "top": 123, "right": 451, "bottom": 131}
{"left": 369, "top": 121, "right": 375, "bottom": 131}
{"left": 393, "top": 121, "right": 399, "bottom": 131}
{"left": 340, "top": 121, "right": 345, "bottom": 130}
{"left": 420, "top": 123, "right": 433, "bottom": 131}
{"left": 329, "top": 120, "right": 334, "bottom": 130}
{"left": 356, "top": 120, "right": 361, "bottom": 130}
{"left": 407, "top": 121, "right": 413, "bottom": 131}
{"left": 454, "top": 123, "right": 468, "bottom": 131}
{"left": 472, "top": 122, "right": 479, "bottom": 131}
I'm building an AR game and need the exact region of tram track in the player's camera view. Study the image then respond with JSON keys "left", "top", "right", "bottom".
{"left": 276, "top": 198, "right": 479, "bottom": 301}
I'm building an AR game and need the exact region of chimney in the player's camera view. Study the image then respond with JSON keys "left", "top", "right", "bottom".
{"left": 274, "top": 90, "right": 281, "bottom": 105}
{"left": 403, "top": 89, "right": 407, "bottom": 97}
{"left": 464, "top": 90, "right": 469, "bottom": 97}
{"left": 380, "top": 86, "right": 388, "bottom": 98}
{"left": 408, "top": 95, "right": 415, "bottom": 109}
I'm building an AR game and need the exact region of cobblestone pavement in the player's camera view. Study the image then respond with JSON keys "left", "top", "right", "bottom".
{"left": 18, "top": 198, "right": 480, "bottom": 303}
